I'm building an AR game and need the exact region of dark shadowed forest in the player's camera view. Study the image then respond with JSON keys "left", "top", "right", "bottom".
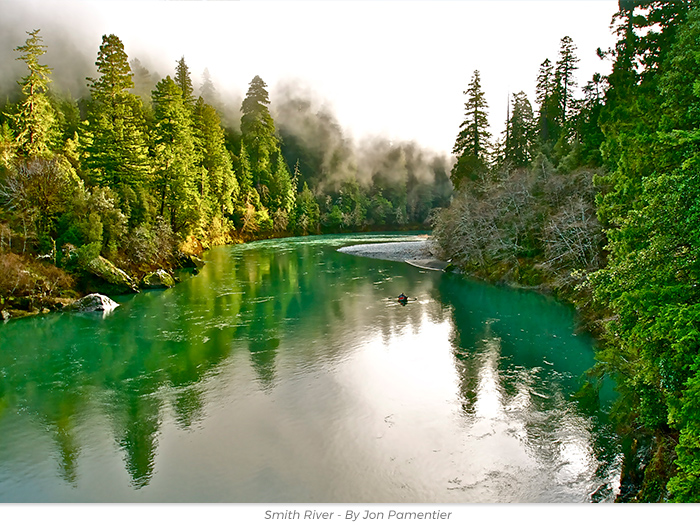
{"left": 432, "top": 0, "right": 700, "bottom": 503}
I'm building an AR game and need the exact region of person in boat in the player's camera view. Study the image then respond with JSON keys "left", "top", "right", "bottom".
{"left": 398, "top": 293, "right": 408, "bottom": 303}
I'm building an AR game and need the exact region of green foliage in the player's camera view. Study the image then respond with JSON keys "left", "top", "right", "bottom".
{"left": 241, "top": 76, "right": 277, "bottom": 204}
{"left": 554, "top": 36, "right": 579, "bottom": 130}
{"left": 451, "top": 70, "right": 490, "bottom": 188}
{"left": 83, "top": 34, "right": 151, "bottom": 189}
{"left": 174, "top": 56, "right": 195, "bottom": 107}
{"left": 151, "top": 76, "right": 200, "bottom": 234}
{"left": 9, "top": 29, "right": 57, "bottom": 157}
{"left": 130, "top": 58, "right": 156, "bottom": 108}
{"left": 292, "top": 181, "right": 320, "bottom": 235}
{"left": 535, "top": 58, "right": 560, "bottom": 150}
{"left": 193, "top": 97, "right": 239, "bottom": 222}
{"left": 504, "top": 91, "right": 536, "bottom": 167}
{"left": 0, "top": 25, "right": 452, "bottom": 311}
{"left": 588, "top": 3, "right": 700, "bottom": 501}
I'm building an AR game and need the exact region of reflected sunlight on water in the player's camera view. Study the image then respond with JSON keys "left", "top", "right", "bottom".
{"left": 0, "top": 233, "right": 620, "bottom": 502}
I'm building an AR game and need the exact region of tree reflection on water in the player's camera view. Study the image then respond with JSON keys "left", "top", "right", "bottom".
{"left": 0, "top": 234, "right": 619, "bottom": 501}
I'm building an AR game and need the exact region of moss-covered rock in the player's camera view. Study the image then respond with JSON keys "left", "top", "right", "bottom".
{"left": 83, "top": 255, "right": 139, "bottom": 294}
{"left": 141, "top": 269, "right": 176, "bottom": 289}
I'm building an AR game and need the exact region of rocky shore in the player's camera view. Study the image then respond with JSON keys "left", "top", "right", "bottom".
{"left": 337, "top": 240, "right": 449, "bottom": 271}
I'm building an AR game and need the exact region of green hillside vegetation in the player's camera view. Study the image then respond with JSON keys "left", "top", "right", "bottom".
{"left": 0, "top": 31, "right": 451, "bottom": 315}
{"left": 433, "top": 0, "right": 700, "bottom": 502}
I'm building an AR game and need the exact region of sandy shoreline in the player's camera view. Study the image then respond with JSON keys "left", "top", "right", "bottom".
{"left": 337, "top": 240, "right": 449, "bottom": 271}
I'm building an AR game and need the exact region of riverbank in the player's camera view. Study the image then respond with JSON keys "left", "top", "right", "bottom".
{"left": 337, "top": 239, "right": 449, "bottom": 271}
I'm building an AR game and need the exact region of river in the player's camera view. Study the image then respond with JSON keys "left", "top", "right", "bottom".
{"left": 0, "top": 233, "right": 621, "bottom": 502}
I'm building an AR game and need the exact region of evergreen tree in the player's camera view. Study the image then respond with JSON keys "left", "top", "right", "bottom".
{"left": 240, "top": 75, "right": 289, "bottom": 217}
{"left": 130, "top": 58, "right": 156, "bottom": 108}
{"left": 236, "top": 142, "right": 257, "bottom": 204}
{"left": 269, "top": 151, "right": 295, "bottom": 215}
{"left": 10, "top": 29, "right": 57, "bottom": 157}
{"left": 535, "top": 58, "right": 560, "bottom": 149}
{"left": 83, "top": 34, "right": 151, "bottom": 190}
{"left": 193, "top": 97, "right": 238, "bottom": 219}
{"left": 589, "top": 1, "right": 699, "bottom": 502}
{"left": 575, "top": 73, "right": 606, "bottom": 165}
{"left": 0, "top": 121, "right": 15, "bottom": 167}
{"left": 504, "top": 91, "right": 535, "bottom": 167}
{"left": 174, "top": 56, "right": 194, "bottom": 108}
{"left": 451, "top": 70, "right": 490, "bottom": 188}
{"left": 199, "top": 68, "right": 219, "bottom": 108}
{"left": 554, "top": 36, "right": 580, "bottom": 129}
{"left": 151, "top": 76, "right": 200, "bottom": 233}
{"left": 292, "top": 180, "right": 320, "bottom": 235}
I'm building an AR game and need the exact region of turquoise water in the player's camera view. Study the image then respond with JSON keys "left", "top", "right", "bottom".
{"left": 0, "top": 233, "right": 620, "bottom": 502}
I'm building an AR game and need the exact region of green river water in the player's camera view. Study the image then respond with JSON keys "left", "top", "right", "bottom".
{"left": 0, "top": 233, "right": 620, "bottom": 503}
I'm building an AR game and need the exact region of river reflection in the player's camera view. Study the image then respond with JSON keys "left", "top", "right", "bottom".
{"left": 0, "top": 233, "right": 620, "bottom": 502}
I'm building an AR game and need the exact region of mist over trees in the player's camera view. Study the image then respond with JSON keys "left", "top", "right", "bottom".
{"left": 433, "top": 0, "right": 700, "bottom": 503}
{"left": 0, "top": 30, "right": 452, "bottom": 310}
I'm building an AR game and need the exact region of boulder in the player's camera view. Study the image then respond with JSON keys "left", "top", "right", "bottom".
{"left": 1, "top": 309, "right": 10, "bottom": 321}
{"left": 141, "top": 269, "right": 176, "bottom": 289}
{"left": 68, "top": 293, "right": 119, "bottom": 313}
{"left": 176, "top": 250, "right": 205, "bottom": 269}
{"left": 84, "top": 255, "right": 139, "bottom": 294}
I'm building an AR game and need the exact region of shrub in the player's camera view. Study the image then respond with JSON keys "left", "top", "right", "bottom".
{"left": 0, "top": 252, "right": 73, "bottom": 304}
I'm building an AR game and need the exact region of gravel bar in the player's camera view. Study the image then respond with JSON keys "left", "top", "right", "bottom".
{"left": 337, "top": 240, "right": 449, "bottom": 271}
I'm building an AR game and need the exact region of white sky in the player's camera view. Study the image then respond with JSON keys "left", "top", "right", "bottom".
{"left": 4, "top": 0, "right": 620, "bottom": 156}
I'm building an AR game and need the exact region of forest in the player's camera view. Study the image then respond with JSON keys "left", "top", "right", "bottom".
{"left": 2, "top": 0, "right": 700, "bottom": 504}
{"left": 433, "top": 0, "right": 700, "bottom": 503}
{"left": 0, "top": 30, "right": 451, "bottom": 308}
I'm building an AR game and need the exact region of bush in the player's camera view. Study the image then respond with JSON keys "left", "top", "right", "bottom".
{"left": 0, "top": 252, "right": 73, "bottom": 304}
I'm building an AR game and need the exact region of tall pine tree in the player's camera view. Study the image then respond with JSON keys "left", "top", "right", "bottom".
{"left": 174, "top": 56, "right": 195, "bottom": 108}
{"left": 535, "top": 58, "right": 560, "bottom": 150}
{"left": 240, "top": 75, "right": 294, "bottom": 222}
{"left": 10, "top": 29, "right": 57, "bottom": 157}
{"left": 151, "top": 76, "right": 200, "bottom": 233}
{"left": 83, "top": 34, "right": 150, "bottom": 190}
{"left": 555, "top": 36, "right": 580, "bottom": 129}
{"left": 504, "top": 91, "right": 535, "bottom": 167}
{"left": 193, "top": 97, "right": 238, "bottom": 220}
{"left": 451, "top": 70, "right": 490, "bottom": 188}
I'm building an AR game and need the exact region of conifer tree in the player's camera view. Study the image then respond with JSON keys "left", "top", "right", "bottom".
{"left": 451, "top": 70, "right": 490, "bottom": 188}
{"left": 535, "top": 58, "right": 559, "bottom": 148}
{"left": 174, "top": 56, "right": 194, "bottom": 108}
{"left": 193, "top": 97, "right": 238, "bottom": 219}
{"left": 575, "top": 73, "right": 606, "bottom": 165}
{"left": 11, "top": 29, "right": 57, "bottom": 157}
{"left": 240, "top": 75, "right": 289, "bottom": 215}
{"left": 589, "top": 1, "right": 698, "bottom": 502}
{"left": 237, "top": 142, "right": 261, "bottom": 209}
{"left": 269, "top": 151, "right": 295, "bottom": 215}
{"left": 554, "top": 36, "right": 580, "bottom": 128}
{"left": 151, "top": 76, "right": 200, "bottom": 233}
{"left": 130, "top": 58, "right": 156, "bottom": 107}
{"left": 293, "top": 180, "right": 320, "bottom": 235}
{"left": 84, "top": 34, "right": 150, "bottom": 190}
{"left": 504, "top": 91, "right": 535, "bottom": 167}
{"left": 199, "top": 68, "right": 219, "bottom": 108}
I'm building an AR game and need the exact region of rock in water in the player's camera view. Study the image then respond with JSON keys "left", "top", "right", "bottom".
{"left": 141, "top": 269, "right": 176, "bottom": 289}
{"left": 84, "top": 256, "right": 139, "bottom": 293}
{"left": 69, "top": 293, "right": 119, "bottom": 313}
